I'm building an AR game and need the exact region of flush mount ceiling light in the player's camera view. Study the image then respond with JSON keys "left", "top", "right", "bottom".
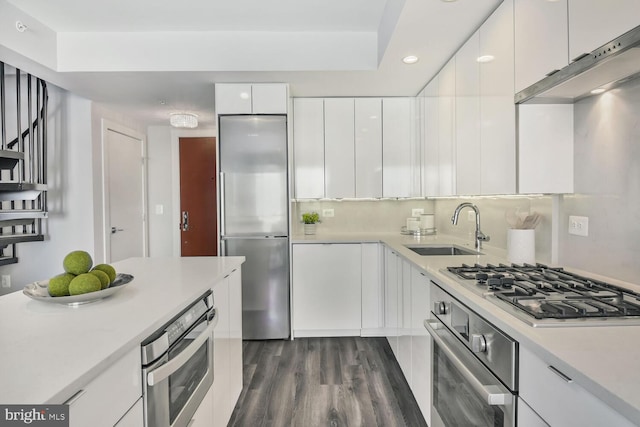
{"left": 477, "top": 55, "right": 495, "bottom": 63}
{"left": 402, "top": 55, "right": 419, "bottom": 64}
{"left": 590, "top": 88, "right": 606, "bottom": 94}
{"left": 170, "top": 113, "right": 198, "bottom": 128}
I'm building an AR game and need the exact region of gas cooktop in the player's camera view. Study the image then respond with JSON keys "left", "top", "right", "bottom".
{"left": 444, "top": 263, "right": 640, "bottom": 327}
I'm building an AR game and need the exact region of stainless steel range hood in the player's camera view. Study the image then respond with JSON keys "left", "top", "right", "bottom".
{"left": 515, "top": 24, "right": 640, "bottom": 104}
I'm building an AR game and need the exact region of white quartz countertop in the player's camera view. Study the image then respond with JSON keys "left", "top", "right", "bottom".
{"left": 293, "top": 232, "right": 640, "bottom": 425}
{"left": 0, "top": 256, "right": 244, "bottom": 405}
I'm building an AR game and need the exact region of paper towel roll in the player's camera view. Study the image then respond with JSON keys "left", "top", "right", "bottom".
{"left": 420, "top": 214, "right": 435, "bottom": 230}
{"left": 507, "top": 229, "right": 535, "bottom": 264}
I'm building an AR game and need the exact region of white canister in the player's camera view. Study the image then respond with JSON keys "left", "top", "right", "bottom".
{"left": 406, "top": 217, "right": 420, "bottom": 231}
{"left": 420, "top": 214, "right": 435, "bottom": 230}
{"left": 507, "top": 229, "right": 536, "bottom": 264}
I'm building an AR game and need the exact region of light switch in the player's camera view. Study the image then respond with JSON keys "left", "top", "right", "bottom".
{"left": 155, "top": 204, "right": 164, "bottom": 215}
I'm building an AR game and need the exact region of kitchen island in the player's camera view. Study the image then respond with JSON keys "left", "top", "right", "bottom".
{"left": 292, "top": 232, "right": 640, "bottom": 426}
{"left": 0, "top": 256, "right": 244, "bottom": 425}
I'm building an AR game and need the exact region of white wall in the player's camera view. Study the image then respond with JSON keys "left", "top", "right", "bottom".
{"left": 1, "top": 86, "right": 94, "bottom": 294}
{"left": 559, "top": 77, "right": 640, "bottom": 283}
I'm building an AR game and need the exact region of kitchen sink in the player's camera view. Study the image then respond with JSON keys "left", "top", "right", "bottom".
{"left": 404, "top": 244, "right": 481, "bottom": 256}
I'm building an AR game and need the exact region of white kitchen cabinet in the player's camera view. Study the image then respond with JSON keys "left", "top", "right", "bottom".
{"left": 455, "top": 30, "right": 481, "bottom": 196}
{"left": 67, "top": 346, "right": 142, "bottom": 427}
{"left": 211, "top": 268, "right": 242, "bottom": 427}
{"left": 568, "top": 0, "right": 640, "bottom": 62}
{"left": 114, "top": 398, "right": 143, "bottom": 427}
{"left": 324, "top": 98, "right": 355, "bottom": 198}
{"left": 438, "top": 59, "right": 456, "bottom": 197}
{"left": 519, "top": 345, "right": 636, "bottom": 427}
{"left": 410, "top": 268, "right": 431, "bottom": 424}
{"left": 517, "top": 398, "right": 548, "bottom": 427}
{"left": 514, "top": 0, "right": 569, "bottom": 93}
{"left": 421, "top": 78, "right": 440, "bottom": 197}
{"left": 228, "top": 269, "right": 243, "bottom": 409}
{"left": 292, "top": 244, "right": 362, "bottom": 336}
{"left": 251, "top": 83, "right": 288, "bottom": 114}
{"left": 479, "top": 0, "right": 516, "bottom": 195}
{"left": 361, "top": 243, "right": 384, "bottom": 335}
{"left": 355, "top": 98, "right": 383, "bottom": 198}
{"left": 293, "top": 98, "right": 325, "bottom": 198}
{"left": 215, "top": 83, "right": 287, "bottom": 114}
{"left": 518, "top": 104, "right": 574, "bottom": 194}
{"left": 384, "top": 247, "right": 400, "bottom": 355}
{"left": 397, "top": 259, "right": 413, "bottom": 382}
{"left": 382, "top": 97, "right": 420, "bottom": 198}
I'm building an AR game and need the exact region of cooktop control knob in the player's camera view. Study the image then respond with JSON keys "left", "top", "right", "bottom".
{"left": 487, "top": 277, "right": 502, "bottom": 290}
{"left": 475, "top": 273, "right": 488, "bottom": 283}
{"left": 471, "top": 334, "right": 487, "bottom": 353}
{"left": 501, "top": 277, "right": 514, "bottom": 288}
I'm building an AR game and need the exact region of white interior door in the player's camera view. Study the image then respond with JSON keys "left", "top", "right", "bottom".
{"left": 106, "top": 128, "right": 146, "bottom": 262}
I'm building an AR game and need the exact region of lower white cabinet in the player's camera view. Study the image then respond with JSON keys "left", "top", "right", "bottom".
{"left": 212, "top": 268, "right": 243, "bottom": 427}
{"left": 519, "top": 345, "right": 635, "bottom": 427}
{"left": 292, "top": 243, "right": 362, "bottom": 336}
{"left": 397, "top": 260, "right": 412, "bottom": 381}
{"left": 410, "top": 268, "right": 431, "bottom": 424}
{"left": 114, "top": 398, "right": 143, "bottom": 427}
{"left": 517, "top": 398, "right": 548, "bottom": 427}
{"left": 361, "top": 243, "right": 384, "bottom": 335}
{"left": 67, "top": 346, "right": 142, "bottom": 427}
{"left": 384, "top": 247, "right": 400, "bottom": 354}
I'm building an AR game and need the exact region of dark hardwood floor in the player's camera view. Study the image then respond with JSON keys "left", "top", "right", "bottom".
{"left": 228, "top": 337, "right": 428, "bottom": 427}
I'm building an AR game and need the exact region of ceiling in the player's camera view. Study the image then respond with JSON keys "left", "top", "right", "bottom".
{"left": 1, "top": 0, "right": 502, "bottom": 128}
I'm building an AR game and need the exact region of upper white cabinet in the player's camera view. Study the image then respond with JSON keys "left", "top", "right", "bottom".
{"left": 421, "top": 79, "right": 440, "bottom": 197}
{"left": 455, "top": 30, "right": 481, "bottom": 196}
{"left": 324, "top": 98, "right": 355, "bottom": 198}
{"left": 514, "top": 0, "right": 569, "bottom": 93}
{"left": 355, "top": 98, "right": 383, "bottom": 198}
{"left": 215, "top": 83, "right": 288, "bottom": 114}
{"left": 518, "top": 104, "right": 574, "bottom": 194}
{"left": 437, "top": 60, "right": 456, "bottom": 197}
{"left": 568, "top": 0, "right": 640, "bottom": 61}
{"left": 382, "top": 98, "right": 421, "bottom": 198}
{"left": 479, "top": 0, "right": 516, "bottom": 195}
{"left": 293, "top": 98, "right": 325, "bottom": 199}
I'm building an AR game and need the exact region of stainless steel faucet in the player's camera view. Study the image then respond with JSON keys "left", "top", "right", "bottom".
{"left": 451, "top": 203, "right": 490, "bottom": 250}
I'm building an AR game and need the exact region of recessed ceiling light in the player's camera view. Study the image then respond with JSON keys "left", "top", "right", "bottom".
{"left": 477, "top": 55, "right": 495, "bottom": 63}
{"left": 403, "top": 55, "right": 419, "bottom": 64}
{"left": 239, "top": 92, "right": 250, "bottom": 100}
{"left": 590, "top": 88, "right": 606, "bottom": 94}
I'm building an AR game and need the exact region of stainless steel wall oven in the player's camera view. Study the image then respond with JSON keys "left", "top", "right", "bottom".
{"left": 141, "top": 290, "right": 217, "bottom": 427}
{"left": 425, "top": 282, "right": 518, "bottom": 427}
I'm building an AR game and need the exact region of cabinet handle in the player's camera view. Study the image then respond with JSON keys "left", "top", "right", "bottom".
{"left": 545, "top": 69, "right": 560, "bottom": 77}
{"left": 548, "top": 365, "right": 573, "bottom": 383}
{"left": 64, "top": 389, "right": 86, "bottom": 406}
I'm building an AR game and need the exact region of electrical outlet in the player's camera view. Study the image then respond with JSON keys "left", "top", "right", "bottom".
{"left": 412, "top": 208, "right": 424, "bottom": 217}
{"left": 467, "top": 211, "right": 476, "bottom": 221}
{"left": 322, "top": 209, "right": 334, "bottom": 218}
{"left": 155, "top": 204, "right": 164, "bottom": 215}
{"left": 568, "top": 215, "right": 589, "bottom": 236}
{"left": 1, "top": 275, "right": 10, "bottom": 288}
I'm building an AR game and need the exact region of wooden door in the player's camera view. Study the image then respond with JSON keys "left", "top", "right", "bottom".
{"left": 179, "top": 137, "right": 217, "bottom": 256}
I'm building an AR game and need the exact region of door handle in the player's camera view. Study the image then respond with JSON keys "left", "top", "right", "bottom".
{"left": 111, "top": 227, "right": 124, "bottom": 234}
{"left": 182, "top": 211, "right": 189, "bottom": 231}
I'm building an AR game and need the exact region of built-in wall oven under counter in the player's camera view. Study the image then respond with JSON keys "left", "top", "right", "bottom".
{"left": 425, "top": 282, "right": 518, "bottom": 427}
{"left": 141, "top": 290, "right": 217, "bottom": 427}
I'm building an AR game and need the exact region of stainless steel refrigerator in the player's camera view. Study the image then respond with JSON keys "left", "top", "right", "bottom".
{"left": 218, "top": 115, "right": 290, "bottom": 340}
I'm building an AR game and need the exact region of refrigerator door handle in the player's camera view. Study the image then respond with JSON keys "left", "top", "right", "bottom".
{"left": 219, "top": 172, "right": 226, "bottom": 236}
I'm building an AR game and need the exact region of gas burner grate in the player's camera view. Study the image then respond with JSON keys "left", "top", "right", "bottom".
{"left": 446, "top": 263, "right": 640, "bottom": 321}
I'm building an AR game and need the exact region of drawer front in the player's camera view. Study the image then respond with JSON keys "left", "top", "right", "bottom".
{"left": 519, "top": 346, "right": 633, "bottom": 427}
{"left": 68, "top": 347, "right": 142, "bottom": 427}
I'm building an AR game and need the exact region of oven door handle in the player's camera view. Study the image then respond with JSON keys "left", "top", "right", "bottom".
{"left": 424, "top": 319, "right": 513, "bottom": 406}
{"left": 147, "top": 318, "right": 215, "bottom": 387}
